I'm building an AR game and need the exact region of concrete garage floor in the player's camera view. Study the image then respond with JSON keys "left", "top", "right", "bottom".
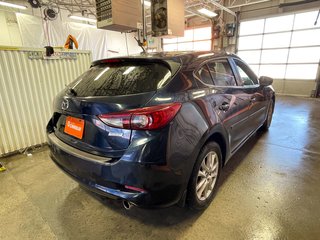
{"left": 1, "top": 95, "right": 319, "bottom": 240}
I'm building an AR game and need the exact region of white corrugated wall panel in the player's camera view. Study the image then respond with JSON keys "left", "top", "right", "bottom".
{"left": 0, "top": 48, "right": 92, "bottom": 156}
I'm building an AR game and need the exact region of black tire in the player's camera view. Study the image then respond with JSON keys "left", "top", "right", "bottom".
{"left": 187, "top": 142, "right": 222, "bottom": 210}
{"left": 261, "top": 99, "right": 274, "bottom": 131}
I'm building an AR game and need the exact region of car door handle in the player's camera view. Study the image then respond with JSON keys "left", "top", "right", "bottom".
{"left": 219, "top": 102, "right": 230, "bottom": 111}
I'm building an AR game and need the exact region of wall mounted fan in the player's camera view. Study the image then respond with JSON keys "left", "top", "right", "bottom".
{"left": 43, "top": 7, "right": 58, "bottom": 21}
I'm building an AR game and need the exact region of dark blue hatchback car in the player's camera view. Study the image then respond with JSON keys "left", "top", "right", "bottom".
{"left": 47, "top": 51, "right": 275, "bottom": 210}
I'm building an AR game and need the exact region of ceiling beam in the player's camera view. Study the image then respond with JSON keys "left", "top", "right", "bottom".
{"left": 227, "top": 0, "right": 271, "bottom": 8}
{"left": 205, "top": 0, "right": 236, "bottom": 16}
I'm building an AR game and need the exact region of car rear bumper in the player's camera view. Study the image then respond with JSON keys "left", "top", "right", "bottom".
{"left": 47, "top": 133, "right": 185, "bottom": 208}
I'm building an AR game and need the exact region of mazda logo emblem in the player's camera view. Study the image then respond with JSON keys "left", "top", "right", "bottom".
{"left": 61, "top": 99, "right": 69, "bottom": 110}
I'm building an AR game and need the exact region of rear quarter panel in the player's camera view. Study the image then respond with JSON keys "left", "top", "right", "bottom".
{"left": 165, "top": 98, "right": 229, "bottom": 190}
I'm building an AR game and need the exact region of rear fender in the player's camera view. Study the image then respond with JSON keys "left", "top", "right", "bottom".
{"left": 167, "top": 102, "right": 230, "bottom": 190}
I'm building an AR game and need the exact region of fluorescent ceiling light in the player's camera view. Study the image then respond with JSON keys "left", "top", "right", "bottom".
{"left": 69, "top": 15, "right": 97, "bottom": 23}
{"left": 94, "top": 67, "right": 110, "bottom": 81}
{"left": 144, "top": 1, "right": 151, "bottom": 7}
{"left": 197, "top": 8, "right": 217, "bottom": 18}
{"left": 0, "top": 1, "right": 27, "bottom": 9}
{"left": 123, "top": 67, "right": 135, "bottom": 75}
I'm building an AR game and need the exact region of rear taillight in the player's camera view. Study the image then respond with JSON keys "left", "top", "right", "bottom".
{"left": 98, "top": 103, "right": 182, "bottom": 130}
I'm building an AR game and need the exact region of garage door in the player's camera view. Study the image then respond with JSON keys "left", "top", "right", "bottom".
{"left": 237, "top": 10, "right": 320, "bottom": 96}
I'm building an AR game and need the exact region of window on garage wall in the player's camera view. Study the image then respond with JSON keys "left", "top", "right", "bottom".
{"left": 162, "top": 26, "right": 212, "bottom": 52}
{"left": 237, "top": 10, "right": 320, "bottom": 80}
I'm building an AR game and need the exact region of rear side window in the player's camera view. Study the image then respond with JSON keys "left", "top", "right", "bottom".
{"left": 207, "top": 60, "right": 237, "bottom": 86}
{"left": 70, "top": 63, "right": 172, "bottom": 97}
{"left": 195, "top": 65, "right": 214, "bottom": 87}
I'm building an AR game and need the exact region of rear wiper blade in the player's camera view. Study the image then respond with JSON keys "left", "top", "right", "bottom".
{"left": 66, "top": 86, "right": 77, "bottom": 96}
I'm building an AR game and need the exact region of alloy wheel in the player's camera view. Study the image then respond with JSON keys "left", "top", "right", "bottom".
{"left": 196, "top": 151, "right": 219, "bottom": 201}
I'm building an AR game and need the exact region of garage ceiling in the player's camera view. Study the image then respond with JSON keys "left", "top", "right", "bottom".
{"left": 25, "top": 0, "right": 275, "bottom": 21}
{"left": 44, "top": 0, "right": 242, "bottom": 18}
{"left": 44, "top": 0, "right": 96, "bottom": 17}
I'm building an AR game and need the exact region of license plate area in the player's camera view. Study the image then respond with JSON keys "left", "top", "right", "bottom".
{"left": 64, "top": 116, "right": 85, "bottom": 139}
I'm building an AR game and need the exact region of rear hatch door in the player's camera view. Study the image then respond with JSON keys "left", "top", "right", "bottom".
{"left": 50, "top": 59, "right": 175, "bottom": 158}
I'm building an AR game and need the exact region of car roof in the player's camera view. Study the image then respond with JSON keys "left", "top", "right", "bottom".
{"left": 93, "top": 51, "right": 239, "bottom": 71}
{"left": 140, "top": 50, "right": 235, "bottom": 59}
{"left": 135, "top": 51, "right": 238, "bottom": 66}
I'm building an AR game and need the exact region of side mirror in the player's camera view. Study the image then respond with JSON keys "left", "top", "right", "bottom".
{"left": 259, "top": 76, "right": 273, "bottom": 86}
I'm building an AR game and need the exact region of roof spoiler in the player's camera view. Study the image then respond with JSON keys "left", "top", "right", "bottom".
{"left": 90, "top": 57, "right": 180, "bottom": 73}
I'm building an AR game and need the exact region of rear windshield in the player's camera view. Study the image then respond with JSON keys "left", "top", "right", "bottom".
{"left": 69, "top": 63, "right": 172, "bottom": 97}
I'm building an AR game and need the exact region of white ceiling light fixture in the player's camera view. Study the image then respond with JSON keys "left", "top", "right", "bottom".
{"left": 197, "top": 8, "right": 217, "bottom": 18}
{"left": 94, "top": 67, "right": 110, "bottom": 81}
{"left": 0, "top": 1, "right": 27, "bottom": 10}
{"left": 144, "top": 0, "right": 151, "bottom": 7}
{"left": 123, "top": 67, "right": 136, "bottom": 75}
{"left": 69, "top": 15, "right": 97, "bottom": 23}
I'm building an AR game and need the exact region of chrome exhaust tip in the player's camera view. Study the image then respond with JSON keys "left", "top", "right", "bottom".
{"left": 122, "top": 200, "right": 133, "bottom": 210}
